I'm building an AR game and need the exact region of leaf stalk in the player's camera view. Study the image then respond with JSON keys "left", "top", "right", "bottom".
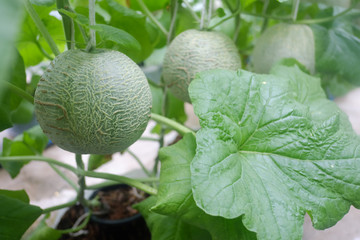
{"left": 135, "top": 0, "right": 169, "bottom": 36}
{"left": 24, "top": 0, "right": 60, "bottom": 56}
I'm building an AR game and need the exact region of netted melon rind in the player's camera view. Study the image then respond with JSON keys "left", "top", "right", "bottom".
{"left": 34, "top": 49, "right": 152, "bottom": 154}
{"left": 162, "top": 30, "right": 242, "bottom": 103}
{"left": 252, "top": 23, "right": 315, "bottom": 74}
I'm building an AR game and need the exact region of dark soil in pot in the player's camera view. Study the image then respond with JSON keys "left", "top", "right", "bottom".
{"left": 57, "top": 185, "right": 151, "bottom": 240}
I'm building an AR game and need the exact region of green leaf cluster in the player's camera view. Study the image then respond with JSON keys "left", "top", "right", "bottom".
{"left": 137, "top": 66, "right": 360, "bottom": 240}
{"left": 0, "top": 190, "right": 42, "bottom": 240}
{"left": 1, "top": 125, "right": 48, "bottom": 178}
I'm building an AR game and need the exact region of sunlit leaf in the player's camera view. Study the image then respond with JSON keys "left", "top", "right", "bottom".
{"left": 189, "top": 66, "right": 360, "bottom": 240}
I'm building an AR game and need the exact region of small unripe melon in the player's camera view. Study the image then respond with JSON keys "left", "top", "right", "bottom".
{"left": 162, "top": 29, "right": 242, "bottom": 103}
{"left": 252, "top": 23, "right": 315, "bottom": 74}
{"left": 34, "top": 49, "right": 152, "bottom": 154}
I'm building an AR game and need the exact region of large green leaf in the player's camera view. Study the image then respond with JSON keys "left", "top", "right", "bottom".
{"left": 0, "top": 192, "right": 42, "bottom": 240}
{"left": 135, "top": 196, "right": 212, "bottom": 240}
{"left": 312, "top": 24, "right": 360, "bottom": 85}
{"left": 188, "top": 66, "right": 360, "bottom": 240}
{"left": 152, "top": 134, "right": 257, "bottom": 240}
{"left": 99, "top": 0, "right": 154, "bottom": 63}
{"left": 90, "top": 24, "right": 141, "bottom": 52}
{"left": 0, "top": 189, "right": 30, "bottom": 203}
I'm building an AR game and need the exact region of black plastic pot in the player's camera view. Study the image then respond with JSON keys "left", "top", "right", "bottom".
{"left": 87, "top": 184, "right": 151, "bottom": 239}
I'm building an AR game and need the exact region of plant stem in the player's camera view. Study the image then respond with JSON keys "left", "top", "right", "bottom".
{"left": 0, "top": 155, "right": 158, "bottom": 194}
{"left": 86, "top": 0, "right": 96, "bottom": 51}
{"left": 42, "top": 199, "right": 77, "bottom": 214}
{"left": 3, "top": 81, "right": 34, "bottom": 104}
{"left": 126, "top": 149, "right": 151, "bottom": 177}
{"left": 260, "top": 0, "right": 269, "bottom": 33}
{"left": 296, "top": 4, "right": 357, "bottom": 24}
{"left": 24, "top": 0, "right": 60, "bottom": 56}
{"left": 208, "top": 7, "right": 241, "bottom": 30}
{"left": 152, "top": 127, "right": 164, "bottom": 176}
{"left": 0, "top": 156, "right": 78, "bottom": 173}
{"left": 207, "top": 0, "right": 213, "bottom": 27}
{"left": 151, "top": 113, "right": 195, "bottom": 136}
{"left": 58, "top": 210, "right": 92, "bottom": 234}
{"left": 135, "top": 0, "right": 168, "bottom": 36}
{"left": 291, "top": 0, "right": 300, "bottom": 22}
{"left": 139, "top": 137, "right": 160, "bottom": 141}
{"left": 49, "top": 164, "right": 79, "bottom": 191}
{"left": 168, "top": 0, "right": 179, "bottom": 44}
{"left": 183, "top": 0, "right": 200, "bottom": 22}
{"left": 34, "top": 41, "right": 54, "bottom": 60}
{"left": 241, "top": 11, "right": 291, "bottom": 21}
{"left": 75, "top": 154, "right": 88, "bottom": 207}
{"left": 81, "top": 170, "right": 158, "bottom": 195}
{"left": 57, "top": 0, "right": 75, "bottom": 50}
{"left": 86, "top": 177, "right": 159, "bottom": 190}
{"left": 200, "top": 0, "right": 207, "bottom": 30}
{"left": 152, "top": 86, "right": 168, "bottom": 175}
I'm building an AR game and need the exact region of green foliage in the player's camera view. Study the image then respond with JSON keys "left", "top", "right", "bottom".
{"left": 17, "top": 4, "right": 65, "bottom": 67}
{"left": 58, "top": 9, "right": 142, "bottom": 53}
{"left": 0, "top": 50, "right": 28, "bottom": 130}
{"left": 150, "top": 83, "right": 187, "bottom": 126}
{"left": 312, "top": 24, "right": 360, "bottom": 86}
{"left": 87, "top": 154, "right": 112, "bottom": 171}
{"left": 1, "top": 1, "right": 360, "bottom": 239}
{"left": 149, "top": 133, "right": 257, "bottom": 239}
{"left": 135, "top": 196, "right": 212, "bottom": 240}
{"left": 0, "top": 191, "right": 42, "bottom": 240}
{"left": 0, "top": 0, "right": 24, "bottom": 105}
{"left": 0, "top": 189, "right": 30, "bottom": 203}
{"left": 129, "top": 0, "right": 170, "bottom": 12}
{"left": 1, "top": 125, "right": 48, "bottom": 178}
{"left": 25, "top": 214, "right": 62, "bottom": 240}
{"left": 99, "top": 0, "right": 155, "bottom": 63}
{"left": 188, "top": 66, "right": 360, "bottom": 239}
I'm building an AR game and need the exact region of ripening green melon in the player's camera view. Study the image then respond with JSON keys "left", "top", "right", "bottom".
{"left": 162, "top": 29, "right": 242, "bottom": 103}
{"left": 34, "top": 49, "right": 152, "bottom": 154}
{"left": 252, "top": 23, "right": 315, "bottom": 74}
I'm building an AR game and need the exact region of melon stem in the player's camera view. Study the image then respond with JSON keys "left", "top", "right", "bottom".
{"left": 151, "top": 113, "right": 195, "bottom": 136}
{"left": 200, "top": 0, "right": 207, "bottom": 29}
{"left": 291, "top": 0, "right": 300, "bottom": 22}
{"left": 76, "top": 154, "right": 89, "bottom": 207}
{"left": 87, "top": 0, "right": 96, "bottom": 51}
{"left": 168, "top": 0, "right": 179, "bottom": 44}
